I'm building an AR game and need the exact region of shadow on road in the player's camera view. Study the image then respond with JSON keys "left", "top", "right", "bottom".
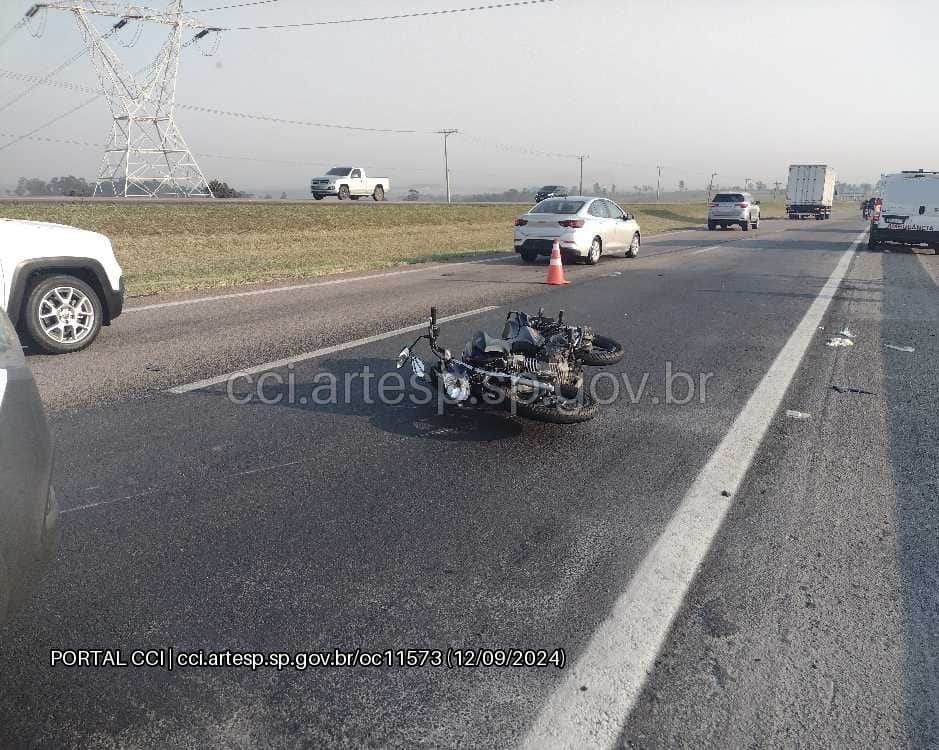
{"left": 241, "top": 355, "right": 526, "bottom": 444}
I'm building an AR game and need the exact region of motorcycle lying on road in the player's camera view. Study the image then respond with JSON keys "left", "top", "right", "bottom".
{"left": 395, "top": 307, "right": 624, "bottom": 424}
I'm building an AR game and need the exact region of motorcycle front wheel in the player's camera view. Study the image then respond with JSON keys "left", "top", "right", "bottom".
{"left": 512, "top": 387, "right": 598, "bottom": 424}
{"left": 578, "top": 334, "right": 624, "bottom": 366}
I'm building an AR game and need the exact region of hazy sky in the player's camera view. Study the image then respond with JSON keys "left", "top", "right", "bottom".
{"left": 0, "top": 0, "right": 936, "bottom": 195}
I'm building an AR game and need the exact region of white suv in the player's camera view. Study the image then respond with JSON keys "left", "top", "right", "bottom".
{"left": 0, "top": 219, "right": 125, "bottom": 354}
{"left": 869, "top": 171, "right": 939, "bottom": 252}
{"left": 708, "top": 192, "right": 761, "bottom": 231}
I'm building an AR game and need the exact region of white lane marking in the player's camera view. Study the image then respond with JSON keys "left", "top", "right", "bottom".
{"left": 60, "top": 488, "right": 160, "bottom": 516}
{"left": 522, "top": 229, "right": 868, "bottom": 750}
{"left": 168, "top": 305, "right": 499, "bottom": 394}
{"left": 125, "top": 256, "right": 518, "bottom": 313}
{"left": 0, "top": 368, "right": 7, "bottom": 409}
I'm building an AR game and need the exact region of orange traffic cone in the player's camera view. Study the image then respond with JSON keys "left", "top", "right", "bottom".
{"left": 545, "top": 240, "right": 570, "bottom": 285}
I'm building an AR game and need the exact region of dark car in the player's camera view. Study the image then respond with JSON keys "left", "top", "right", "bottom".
{"left": 534, "top": 185, "right": 568, "bottom": 203}
{"left": 0, "top": 310, "right": 57, "bottom": 625}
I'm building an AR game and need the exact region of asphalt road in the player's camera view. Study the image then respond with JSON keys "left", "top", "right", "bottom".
{"left": 1, "top": 218, "right": 936, "bottom": 749}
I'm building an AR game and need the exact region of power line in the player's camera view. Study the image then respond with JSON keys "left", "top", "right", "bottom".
{"left": 0, "top": 94, "right": 102, "bottom": 153}
{"left": 0, "top": 67, "right": 425, "bottom": 133}
{"left": 224, "top": 0, "right": 558, "bottom": 31}
{"left": 0, "top": 18, "right": 28, "bottom": 51}
{"left": 189, "top": 0, "right": 289, "bottom": 12}
{"left": 178, "top": 103, "right": 422, "bottom": 133}
{"left": 0, "top": 45, "right": 90, "bottom": 114}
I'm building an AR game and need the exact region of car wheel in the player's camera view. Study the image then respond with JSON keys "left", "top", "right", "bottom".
{"left": 520, "top": 249, "right": 538, "bottom": 263}
{"left": 338, "top": 185, "right": 350, "bottom": 200}
{"left": 313, "top": 195, "right": 325, "bottom": 201}
{"left": 372, "top": 185, "right": 385, "bottom": 201}
{"left": 708, "top": 221, "right": 716, "bottom": 231}
{"left": 753, "top": 215, "right": 760, "bottom": 229}
{"left": 741, "top": 218, "right": 750, "bottom": 231}
{"left": 25, "top": 274, "right": 103, "bottom": 354}
{"left": 585, "top": 237, "right": 602, "bottom": 265}
{"left": 868, "top": 237, "right": 881, "bottom": 251}
{"left": 625, "top": 232, "right": 640, "bottom": 258}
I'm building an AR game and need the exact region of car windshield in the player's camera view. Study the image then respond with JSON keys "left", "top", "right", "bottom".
{"left": 531, "top": 199, "right": 584, "bottom": 214}
{"left": 326, "top": 167, "right": 352, "bottom": 176}
{"left": 713, "top": 193, "right": 744, "bottom": 203}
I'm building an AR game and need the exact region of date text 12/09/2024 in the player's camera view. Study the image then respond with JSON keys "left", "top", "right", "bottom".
{"left": 50, "top": 648, "right": 567, "bottom": 671}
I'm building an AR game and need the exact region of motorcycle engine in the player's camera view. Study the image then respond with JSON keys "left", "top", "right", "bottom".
{"left": 509, "top": 348, "right": 580, "bottom": 387}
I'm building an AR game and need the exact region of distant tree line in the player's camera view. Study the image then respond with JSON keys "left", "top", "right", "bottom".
{"left": 15, "top": 175, "right": 95, "bottom": 197}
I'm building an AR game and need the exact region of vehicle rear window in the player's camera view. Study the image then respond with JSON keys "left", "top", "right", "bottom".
{"left": 713, "top": 193, "right": 744, "bottom": 203}
{"left": 531, "top": 199, "right": 584, "bottom": 214}
{"left": 882, "top": 176, "right": 939, "bottom": 207}
{"left": 540, "top": 186, "right": 561, "bottom": 191}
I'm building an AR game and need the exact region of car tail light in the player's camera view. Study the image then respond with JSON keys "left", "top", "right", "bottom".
{"left": 558, "top": 219, "right": 585, "bottom": 228}
{"left": 708, "top": 203, "right": 718, "bottom": 208}
{"left": 514, "top": 218, "right": 528, "bottom": 226}
{"left": 736, "top": 202, "right": 749, "bottom": 208}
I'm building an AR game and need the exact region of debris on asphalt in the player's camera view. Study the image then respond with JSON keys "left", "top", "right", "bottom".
{"left": 608, "top": 271, "right": 623, "bottom": 277}
{"left": 785, "top": 410, "right": 812, "bottom": 420}
{"left": 721, "top": 490, "right": 731, "bottom": 497}
{"left": 838, "top": 326, "right": 855, "bottom": 339}
{"left": 826, "top": 336, "right": 855, "bottom": 348}
{"left": 884, "top": 344, "right": 915, "bottom": 353}
{"left": 831, "top": 384, "right": 876, "bottom": 396}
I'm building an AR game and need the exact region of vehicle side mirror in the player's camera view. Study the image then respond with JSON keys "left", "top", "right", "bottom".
{"left": 624, "top": 213, "right": 633, "bottom": 220}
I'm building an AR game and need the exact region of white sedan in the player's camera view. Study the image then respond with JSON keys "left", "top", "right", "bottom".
{"left": 514, "top": 197, "right": 641, "bottom": 264}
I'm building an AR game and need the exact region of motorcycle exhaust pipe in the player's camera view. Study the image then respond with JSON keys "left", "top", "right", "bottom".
{"left": 466, "top": 366, "right": 556, "bottom": 394}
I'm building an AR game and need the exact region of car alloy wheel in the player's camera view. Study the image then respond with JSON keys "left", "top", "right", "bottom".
{"left": 38, "top": 285, "right": 96, "bottom": 346}
{"left": 625, "top": 233, "right": 640, "bottom": 258}
{"left": 586, "top": 238, "right": 602, "bottom": 265}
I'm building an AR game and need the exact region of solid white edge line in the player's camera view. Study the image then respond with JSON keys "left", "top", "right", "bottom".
{"left": 0, "top": 368, "right": 7, "bottom": 409}
{"left": 167, "top": 306, "right": 499, "bottom": 394}
{"left": 521, "top": 228, "right": 868, "bottom": 750}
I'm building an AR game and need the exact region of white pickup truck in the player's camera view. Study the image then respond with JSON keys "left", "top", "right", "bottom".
{"left": 0, "top": 218, "right": 125, "bottom": 354}
{"left": 311, "top": 167, "right": 390, "bottom": 201}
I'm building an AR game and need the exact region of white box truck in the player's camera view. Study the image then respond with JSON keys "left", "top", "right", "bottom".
{"left": 786, "top": 164, "right": 837, "bottom": 220}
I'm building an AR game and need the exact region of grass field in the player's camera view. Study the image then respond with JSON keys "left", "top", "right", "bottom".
{"left": 0, "top": 198, "right": 825, "bottom": 297}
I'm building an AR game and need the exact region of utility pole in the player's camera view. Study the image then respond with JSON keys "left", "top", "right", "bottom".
{"left": 707, "top": 172, "right": 718, "bottom": 202}
{"left": 28, "top": 1, "right": 220, "bottom": 198}
{"left": 656, "top": 165, "right": 662, "bottom": 202}
{"left": 773, "top": 180, "right": 782, "bottom": 200}
{"left": 436, "top": 129, "right": 458, "bottom": 205}
{"left": 578, "top": 155, "right": 587, "bottom": 195}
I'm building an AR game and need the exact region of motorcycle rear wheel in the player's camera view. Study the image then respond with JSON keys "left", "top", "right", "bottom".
{"left": 578, "top": 334, "right": 624, "bottom": 366}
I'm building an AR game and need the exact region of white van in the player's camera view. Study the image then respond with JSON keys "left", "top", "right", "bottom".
{"left": 869, "top": 171, "right": 939, "bottom": 252}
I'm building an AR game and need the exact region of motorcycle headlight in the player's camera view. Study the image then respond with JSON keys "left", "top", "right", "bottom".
{"left": 442, "top": 372, "right": 470, "bottom": 402}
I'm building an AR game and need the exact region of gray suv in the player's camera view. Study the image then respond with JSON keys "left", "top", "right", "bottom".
{"left": 0, "top": 310, "right": 57, "bottom": 625}
{"left": 708, "top": 191, "right": 761, "bottom": 231}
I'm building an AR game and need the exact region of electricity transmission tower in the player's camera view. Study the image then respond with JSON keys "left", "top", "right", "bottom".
{"left": 29, "top": 1, "right": 219, "bottom": 197}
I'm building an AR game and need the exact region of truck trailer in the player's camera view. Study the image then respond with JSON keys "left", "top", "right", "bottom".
{"left": 786, "top": 164, "right": 837, "bottom": 220}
